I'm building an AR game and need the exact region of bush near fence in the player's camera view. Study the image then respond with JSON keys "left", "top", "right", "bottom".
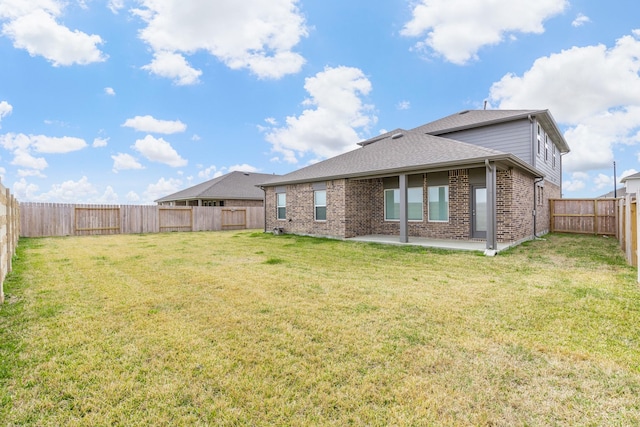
{"left": 0, "top": 183, "right": 20, "bottom": 304}
{"left": 20, "top": 203, "right": 265, "bottom": 238}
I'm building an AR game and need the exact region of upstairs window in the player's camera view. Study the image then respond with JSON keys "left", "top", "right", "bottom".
{"left": 544, "top": 134, "right": 549, "bottom": 161}
{"left": 552, "top": 145, "right": 557, "bottom": 169}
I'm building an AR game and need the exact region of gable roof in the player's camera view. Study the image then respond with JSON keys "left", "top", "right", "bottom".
{"left": 155, "top": 171, "right": 277, "bottom": 203}
{"left": 260, "top": 129, "right": 543, "bottom": 187}
{"left": 620, "top": 171, "right": 640, "bottom": 183}
{"left": 414, "top": 109, "right": 570, "bottom": 154}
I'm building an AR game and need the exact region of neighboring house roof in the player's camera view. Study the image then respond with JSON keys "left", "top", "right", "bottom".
{"left": 413, "top": 109, "right": 571, "bottom": 154}
{"left": 598, "top": 187, "right": 626, "bottom": 198}
{"left": 259, "top": 128, "right": 543, "bottom": 187}
{"left": 155, "top": 171, "right": 277, "bottom": 203}
{"left": 620, "top": 171, "right": 640, "bottom": 183}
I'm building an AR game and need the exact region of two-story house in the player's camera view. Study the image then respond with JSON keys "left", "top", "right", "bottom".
{"left": 259, "top": 110, "right": 570, "bottom": 254}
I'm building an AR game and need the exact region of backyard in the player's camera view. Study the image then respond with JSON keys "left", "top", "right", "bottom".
{"left": 0, "top": 231, "right": 638, "bottom": 425}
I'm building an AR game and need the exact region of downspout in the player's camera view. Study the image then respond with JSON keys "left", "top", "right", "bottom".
{"left": 260, "top": 186, "right": 267, "bottom": 233}
{"left": 533, "top": 177, "right": 544, "bottom": 238}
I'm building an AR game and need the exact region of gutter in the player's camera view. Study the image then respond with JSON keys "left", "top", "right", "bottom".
{"left": 533, "top": 177, "right": 544, "bottom": 238}
{"left": 260, "top": 186, "right": 267, "bottom": 233}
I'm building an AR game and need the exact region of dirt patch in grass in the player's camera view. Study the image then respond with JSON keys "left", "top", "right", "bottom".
{"left": 1, "top": 231, "right": 639, "bottom": 425}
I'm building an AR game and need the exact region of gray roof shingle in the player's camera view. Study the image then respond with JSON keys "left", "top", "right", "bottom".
{"left": 260, "top": 129, "right": 541, "bottom": 187}
{"left": 155, "top": 171, "right": 278, "bottom": 202}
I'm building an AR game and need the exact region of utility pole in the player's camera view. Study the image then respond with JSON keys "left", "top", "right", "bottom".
{"left": 614, "top": 161, "right": 617, "bottom": 198}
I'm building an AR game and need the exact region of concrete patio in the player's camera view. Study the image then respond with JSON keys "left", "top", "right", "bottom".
{"left": 346, "top": 234, "right": 514, "bottom": 254}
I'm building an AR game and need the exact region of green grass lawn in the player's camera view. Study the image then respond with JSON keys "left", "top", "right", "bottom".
{"left": 0, "top": 231, "right": 639, "bottom": 426}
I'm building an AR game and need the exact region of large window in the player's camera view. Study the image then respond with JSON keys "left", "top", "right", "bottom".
{"left": 314, "top": 190, "right": 326, "bottom": 221}
{"left": 384, "top": 187, "right": 423, "bottom": 221}
{"left": 428, "top": 186, "right": 449, "bottom": 222}
{"left": 276, "top": 192, "right": 286, "bottom": 220}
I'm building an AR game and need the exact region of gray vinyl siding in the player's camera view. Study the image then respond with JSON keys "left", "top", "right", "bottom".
{"left": 436, "top": 119, "right": 533, "bottom": 165}
{"left": 533, "top": 121, "right": 562, "bottom": 186}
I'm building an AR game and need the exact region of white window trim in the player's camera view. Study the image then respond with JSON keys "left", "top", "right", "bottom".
{"left": 276, "top": 192, "right": 286, "bottom": 221}
{"left": 314, "top": 190, "right": 327, "bottom": 222}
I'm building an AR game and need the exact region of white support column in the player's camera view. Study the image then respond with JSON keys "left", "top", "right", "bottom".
{"left": 399, "top": 174, "right": 408, "bottom": 243}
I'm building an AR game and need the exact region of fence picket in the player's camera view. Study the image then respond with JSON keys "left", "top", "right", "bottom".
{"left": 19, "top": 203, "right": 265, "bottom": 237}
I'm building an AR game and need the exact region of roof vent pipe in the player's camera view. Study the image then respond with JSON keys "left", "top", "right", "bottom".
{"left": 391, "top": 133, "right": 403, "bottom": 139}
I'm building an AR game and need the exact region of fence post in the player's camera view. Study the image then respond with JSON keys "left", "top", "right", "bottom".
{"left": 625, "top": 195, "right": 632, "bottom": 263}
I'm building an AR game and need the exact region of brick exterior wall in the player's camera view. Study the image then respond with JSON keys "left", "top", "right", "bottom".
{"left": 265, "top": 168, "right": 558, "bottom": 243}
{"left": 265, "top": 181, "right": 347, "bottom": 238}
{"left": 536, "top": 180, "right": 560, "bottom": 236}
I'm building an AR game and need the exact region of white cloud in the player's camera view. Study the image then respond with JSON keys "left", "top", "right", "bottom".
{"left": 0, "top": 3, "right": 106, "bottom": 66}
{"left": 227, "top": 164, "right": 260, "bottom": 173}
{"left": 198, "top": 165, "right": 220, "bottom": 180}
{"left": 593, "top": 173, "right": 613, "bottom": 190}
{"left": 572, "top": 13, "right": 590, "bottom": 27}
{"left": 489, "top": 31, "right": 640, "bottom": 173}
{"left": 31, "top": 135, "right": 87, "bottom": 153}
{"left": 104, "top": 87, "right": 115, "bottom": 96}
{"left": 620, "top": 169, "right": 638, "bottom": 182}
{"left": 141, "top": 51, "right": 202, "bottom": 85}
{"left": 108, "top": 0, "right": 124, "bottom": 14}
{"left": 133, "top": 0, "right": 307, "bottom": 82}
{"left": 265, "top": 66, "right": 376, "bottom": 163}
{"left": 132, "top": 135, "right": 187, "bottom": 167}
{"left": 126, "top": 191, "right": 141, "bottom": 202}
{"left": 563, "top": 172, "right": 588, "bottom": 192}
{"left": 12, "top": 178, "right": 40, "bottom": 201}
{"left": 197, "top": 163, "right": 260, "bottom": 180}
{"left": 144, "top": 177, "right": 183, "bottom": 203}
{"left": 0, "top": 133, "right": 86, "bottom": 172}
{"left": 111, "top": 153, "right": 144, "bottom": 173}
{"left": 123, "top": 115, "right": 187, "bottom": 134}
{"left": 12, "top": 149, "right": 47, "bottom": 170}
{"left": 0, "top": 100, "right": 12, "bottom": 126}
{"left": 396, "top": 100, "right": 411, "bottom": 110}
{"left": 33, "top": 176, "right": 98, "bottom": 202}
{"left": 93, "top": 137, "right": 108, "bottom": 147}
{"left": 17, "top": 169, "right": 46, "bottom": 178}
{"left": 96, "top": 186, "right": 119, "bottom": 203}
{"left": 401, "top": 0, "right": 567, "bottom": 65}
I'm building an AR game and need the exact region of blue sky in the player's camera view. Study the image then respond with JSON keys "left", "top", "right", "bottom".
{"left": 0, "top": 0, "right": 638, "bottom": 203}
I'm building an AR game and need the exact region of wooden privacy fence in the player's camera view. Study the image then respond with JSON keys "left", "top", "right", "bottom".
{"left": 551, "top": 196, "right": 640, "bottom": 282}
{"left": 20, "top": 203, "right": 264, "bottom": 238}
{"left": 1, "top": 183, "right": 20, "bottom": 304}
{"left": 549, "top": 198, "right": 617, "bottom": 236}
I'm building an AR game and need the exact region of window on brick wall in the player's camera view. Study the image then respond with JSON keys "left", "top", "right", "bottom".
{"left": 276, "top": 192, "right": 286, "bottom": 220}
{"left": 428, "top": 185, "right": 449, "bottom": 222}
{"left": 384, "top": 187, "right": 423, "bottom": 221}
{"left": 314, "top": 190, "right": 326, "bottom": 221}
